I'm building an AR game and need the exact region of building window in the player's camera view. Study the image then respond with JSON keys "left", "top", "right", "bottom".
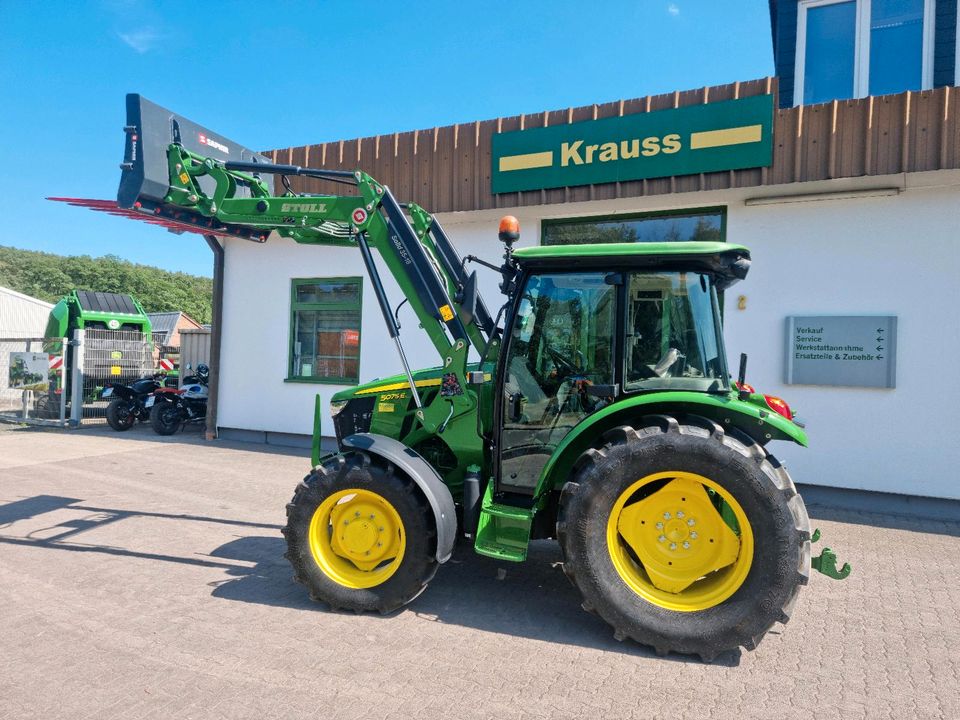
{"left": 289, "top": 278, "right": 362, "bottom": 384}
{"left": 542, "top": 208, "right": 724, "bottom": 246}
{"left": 795, "top": 0, "right": 934, "bottom": 106}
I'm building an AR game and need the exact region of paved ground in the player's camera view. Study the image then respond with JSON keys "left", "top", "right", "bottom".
{"left": 0, "top": 424, "right": 958, "bottom": 720}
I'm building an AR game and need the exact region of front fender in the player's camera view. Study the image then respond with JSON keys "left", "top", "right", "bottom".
{"left": 532, "top": 391, "right": 808, "bottom": 501}
{"left": 341, "top": 433, "right": 458, "bottom": 564}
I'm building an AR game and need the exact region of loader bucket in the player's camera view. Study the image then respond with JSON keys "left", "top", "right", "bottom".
{"left": 118, "top": 94, "right": 274, "bottom": 209}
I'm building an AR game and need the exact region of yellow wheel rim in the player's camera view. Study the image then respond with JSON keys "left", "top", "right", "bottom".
{"left": 606, "top": 471, "right": 753, "bottom": 612}
{"left": 308, "top": 488, "right": 406, "bottom": 589}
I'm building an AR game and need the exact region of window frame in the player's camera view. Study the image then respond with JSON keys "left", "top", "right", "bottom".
{"left": 794, "top": 0, "right": 935, "bottom": 107}
{"left": 286, "top": 276, "right": 363, "bottom": 385}
{"left": 540, "top": 206, "right": 727, "bottom": 247}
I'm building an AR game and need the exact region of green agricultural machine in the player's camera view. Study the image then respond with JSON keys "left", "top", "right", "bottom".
{"left": 44, "top": 289, "right": 153, "bottom": 341}
{"left": 40, "top": 289, "right": 153, "bottom": 406}
{"left": 68, "top": 95, "right": 849, "bottom": 660}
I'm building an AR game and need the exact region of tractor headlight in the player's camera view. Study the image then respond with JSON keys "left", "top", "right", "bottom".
{"left": 330, "top": 400, "right": 348, "bottom": 417}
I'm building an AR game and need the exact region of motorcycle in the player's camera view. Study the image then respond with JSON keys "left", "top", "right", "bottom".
{"left": 146, "top": 363, "right": 209, "bottom": 435}
{"left": 102, "top": 372, "right": 176, "bottom": 431}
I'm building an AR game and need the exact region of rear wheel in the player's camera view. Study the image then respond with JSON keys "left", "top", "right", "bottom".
{"left": 150, "top": 402, "right": 181, "bottom": 435}
{"left": 106, "top": 399, "right": 136, "bottom": 431}
{"left": 557, "top": 415, "right": 810, "bottom": 661}
{"left": 283, "top": 452, "right": 438, "bottom": 613}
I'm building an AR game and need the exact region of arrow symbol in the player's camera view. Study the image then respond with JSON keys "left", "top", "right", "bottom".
{"left": 876, "top": 336, "right": 884, "bottom": 343}
{"left": 877, "top": 327, "right": 885, "bottom": 333}
{"left": 876, "top": 345, "right": 884, "bottom": 352}
{"left": 877, "top": 355, "right": 884, "bottom": 359}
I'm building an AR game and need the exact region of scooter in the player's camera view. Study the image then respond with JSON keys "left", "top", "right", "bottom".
{"left": 145, "top": 364, "right": 209, "bottom": 435}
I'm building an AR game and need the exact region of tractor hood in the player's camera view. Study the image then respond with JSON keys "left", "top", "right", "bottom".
{"left": 332, "top": 366, "right": 447, "bottom": 403}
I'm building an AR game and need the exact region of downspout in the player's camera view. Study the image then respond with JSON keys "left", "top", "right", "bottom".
{"left": 204, "top": 235, "right": 224, "bottom": 440}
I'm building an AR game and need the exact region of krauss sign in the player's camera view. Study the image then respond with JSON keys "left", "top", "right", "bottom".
{"left": 491, "top": 94, "right": 774, "bottom": 193}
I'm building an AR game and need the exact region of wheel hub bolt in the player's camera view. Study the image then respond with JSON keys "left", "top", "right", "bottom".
{"left": 690, "top": 531, "right": 698, "bottom": 539}
{"left": 669, "top": 542, "right": 677, "bottom": 550}
{"left": 682, "top": 541, "right": 690, "bottom": 549}
{"left": 676, "top": 510, "right": 685, "bottom": 519}
{"left": 655, "top": 521, "right": 664, "bottom": 530}
{"left": 355, "top": 511, "right": 360, "bottom": 517}
{"left": 687, "top": 518, "right": 695, "bottom": 526}
{"left": 658, "top": 535, "right": 666, "bottom": 543}
{"left": 370, "top": 514, "right": 376, "bottom": 519}
{"left": 663, "top": 512, "right": 671, "bottom": 519}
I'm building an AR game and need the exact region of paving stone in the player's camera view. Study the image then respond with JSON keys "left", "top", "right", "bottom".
{"left": 0, "top": 425, "right": 958, "bottom": 719}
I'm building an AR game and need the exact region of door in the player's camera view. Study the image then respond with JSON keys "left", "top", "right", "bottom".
{"left": 498, "top": 271, "right": 617, "bottom": 492}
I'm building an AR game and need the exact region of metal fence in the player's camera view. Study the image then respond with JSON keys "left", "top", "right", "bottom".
{"left": 179, "top": 329, "right": 211, "bottom": 385}
{"left": 76, "top": 328, "right": 153, "bottom": 424}
{"left": 0, "top": 336, "right": 68, "bottom": 426}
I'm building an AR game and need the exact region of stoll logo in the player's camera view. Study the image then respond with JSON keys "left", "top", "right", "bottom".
{"left": 280, "top": 202, "right": 328, "bottom": 213}
{"left": 491, "top": 94, "right": 773, "bottom": 194}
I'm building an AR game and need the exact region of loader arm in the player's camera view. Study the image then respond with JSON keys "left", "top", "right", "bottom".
{"left": 99, "top": 130, "right": 499, "bottom": 440}
{"left": 50, "top": 94, "right": 501, "bottom": 442}
{"left": 165, "top": 144, "right": 491, "bottom": 359}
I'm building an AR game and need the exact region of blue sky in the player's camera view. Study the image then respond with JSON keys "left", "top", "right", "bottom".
{"left": 0, "top": 0, "right": 774, "bottom": 277}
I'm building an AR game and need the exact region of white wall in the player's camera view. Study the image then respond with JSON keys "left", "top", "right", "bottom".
{"left": 220, "top": 238, "right": 416, "bottom": 436}
{"left": 218, "top": 175, "right": 960, "bottom": 500}
{"left": 0, "top": 286, "right": 53, "bottom": 337}
{"left": 724, "top": 184, "right": 960, "bottom": 500}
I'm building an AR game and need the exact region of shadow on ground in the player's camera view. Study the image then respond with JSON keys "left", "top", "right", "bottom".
{"left": 807, "top": 503, "right": 960, "bottom": 537}
{"left": 0, "top": 494, "right": 704, "bottom": 661}
{"left": 21, "top": 490, "right": 960, "bottom": 664}
{"left": 208, "top": 533, "right": 740, "bottom": 665}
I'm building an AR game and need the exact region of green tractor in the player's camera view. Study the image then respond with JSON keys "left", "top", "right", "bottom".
{"left": 70, "top": 95, "right": 848, "bottom": 660}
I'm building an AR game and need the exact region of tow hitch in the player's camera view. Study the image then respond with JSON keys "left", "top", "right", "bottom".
{"left": 810, "top": 528, "right": 852, "bottom": 580}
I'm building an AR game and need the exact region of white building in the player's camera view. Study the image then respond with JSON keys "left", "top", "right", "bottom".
{"left": 0, "top": 286, "right": 53, "bottom": 338}
{"left": 213, "top": 0, "right": 960, "bottom": 505}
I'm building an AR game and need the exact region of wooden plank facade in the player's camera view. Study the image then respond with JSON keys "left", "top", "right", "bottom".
{"left": 268, "top": 78, "right": 960, "bottom": 213}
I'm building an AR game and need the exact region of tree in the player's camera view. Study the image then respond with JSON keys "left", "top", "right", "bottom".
{"left": 0, "top": 245, "right": 214, "bottom": 324}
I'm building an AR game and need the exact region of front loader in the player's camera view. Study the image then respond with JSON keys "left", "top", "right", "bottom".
{"left": 57, "top": 95, "right": 849, "bottom": 661}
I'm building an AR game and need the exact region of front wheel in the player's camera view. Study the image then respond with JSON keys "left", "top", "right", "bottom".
{"left": 150, "top": 402, "right": 181, "bottom": 435}
{"left": 283, "top": 451, "right": 438, "bottom": 613}
{"left": 558, "top": 415, "right": 810, "bottom": 661}
{"left": 106, "top": 399, "right": 136, "bottom": 431}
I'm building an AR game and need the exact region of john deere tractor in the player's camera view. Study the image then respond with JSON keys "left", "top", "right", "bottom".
{"left": 67, "top": 95, "right": 849, "bottom": 661}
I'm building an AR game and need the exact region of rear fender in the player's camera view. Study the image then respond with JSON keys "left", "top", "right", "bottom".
{"left": 341, "top": 433, "right": 457, "bottom": 563}
{"left": 108, "top": 385, "right": 135, "bottom": 400}
{"left": 532, "top": 391, "right": 808, "bottom": 501}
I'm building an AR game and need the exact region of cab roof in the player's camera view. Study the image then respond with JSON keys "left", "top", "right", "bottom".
{"left": 512, "top": 241, "right": 748, "bottom": 261}
{"left": 511, "top": 241, "right": 751, "bottom": 287}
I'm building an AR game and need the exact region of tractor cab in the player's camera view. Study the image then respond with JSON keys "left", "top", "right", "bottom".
{"left": 495, "top": 242, "right": 750, "bottom": 494}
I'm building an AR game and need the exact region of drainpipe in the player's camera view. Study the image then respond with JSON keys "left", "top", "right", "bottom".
{"left": 204, "top": 235, "right": 224, "bottom": 441}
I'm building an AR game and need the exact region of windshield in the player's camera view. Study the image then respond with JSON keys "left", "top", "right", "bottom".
{"left": 625, "top": 272, "right": 729, "bottom": 392}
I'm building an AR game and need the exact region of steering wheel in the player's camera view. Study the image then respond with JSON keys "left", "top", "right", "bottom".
{"left": 631, "top": 347, "right": 683, "bottom": 380}
{"left": 653, "top": 347, "right": 683, "bottom": 377}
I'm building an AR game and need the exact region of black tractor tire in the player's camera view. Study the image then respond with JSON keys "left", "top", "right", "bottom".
{"left": 557, "top": 414, "right": 810, "bottom": 661}
{"left": 283, "top": 451, "right": 439, "bottom": 614}
{"left": 150, "top": 402, "right": 181, "bottom": 436}
{"left": 106, "top": 399, "right": 136, "bottom": 431}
